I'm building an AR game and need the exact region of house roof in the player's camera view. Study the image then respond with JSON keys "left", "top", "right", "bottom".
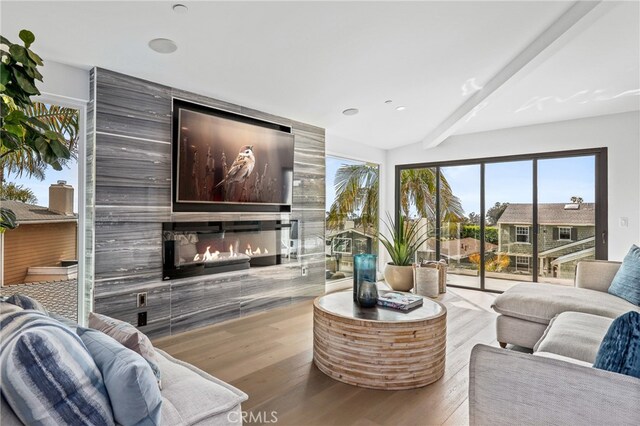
{"left": 497, "top": 203, "right": 595, "bottom": 226}
{"left": 422, "top": 237, "right": 497, "bottom": 260}
{"left": 327, "top": 228, "right": 374, "bottom": 239}
{"left": 1, "top": 200, "right": 77, "bottom": 224}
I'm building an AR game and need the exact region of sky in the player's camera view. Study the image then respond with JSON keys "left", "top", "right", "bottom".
{"left": 443, "top": 155, "right": 595, "bottom": 216}
{"left": 7, "top": 161, "right": 79, "bottom": 212}
{"left": 326, "top": 155, "right": 595, "bottom": 218}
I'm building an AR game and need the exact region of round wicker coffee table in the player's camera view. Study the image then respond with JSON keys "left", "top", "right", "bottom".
{"left": 313, "top": 291, "right": 447, "bottom": 390}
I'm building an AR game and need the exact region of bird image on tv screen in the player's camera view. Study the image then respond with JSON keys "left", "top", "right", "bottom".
{"left": 175, "top": 105, "right": 294, "bottom": 205}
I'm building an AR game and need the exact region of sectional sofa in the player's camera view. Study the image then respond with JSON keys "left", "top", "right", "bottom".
{"left": 469, "top": 260, "right": 640, "bottom": 425}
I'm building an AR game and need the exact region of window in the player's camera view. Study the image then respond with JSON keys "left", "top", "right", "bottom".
{"left": 325, "top": 156, "right": 379, "bottom": 281}
{"left": 558, "top": 227, "right": 572, "bottom": 241}
{"left": 332, "top": 238, "right": 352, "bottom": 254}
{"left": 396, "top": 148, "right": 606, "bottom": 291}
{"left": 516, "top": 226, "right": 530, "bottom": 243}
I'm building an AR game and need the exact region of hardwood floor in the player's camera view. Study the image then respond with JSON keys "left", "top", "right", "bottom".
{"left": 154, "top": 288, "right": 500, "bottom": 426}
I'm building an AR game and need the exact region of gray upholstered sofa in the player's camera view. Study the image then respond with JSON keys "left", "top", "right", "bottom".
{"left": 0, "top": 323, "right": 247, "bottom": 426}
{"left": 492, "top": 260, "right": 640, "bottom": 349}
{"left": 469, "top": 260, "right": 640, "bottom": 425}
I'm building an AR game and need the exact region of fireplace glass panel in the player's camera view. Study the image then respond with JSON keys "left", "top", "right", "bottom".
{"left": 162, "top": 221, "right": 290, "bottom": 280}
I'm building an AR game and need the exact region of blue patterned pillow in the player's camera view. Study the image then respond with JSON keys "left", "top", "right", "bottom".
{"left": 5, "top": 294, "right": 47, "bottom": 313}
{"left": 608, "top": 245, "right": 640, "bottom": 305}
{"left": 0, "top": 311, "right": 115, "bottom": 425}
{"left": 77, "top": 327, "right": 162, "bottom": 426}
{"left": 593, "top": 311, "right": 640, "bottom": 378}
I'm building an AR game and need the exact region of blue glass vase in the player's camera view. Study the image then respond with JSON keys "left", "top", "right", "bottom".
{"left": 353, "top": 254, "right": 377, "bottom": 304}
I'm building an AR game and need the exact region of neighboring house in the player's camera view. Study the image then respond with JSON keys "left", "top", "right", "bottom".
{"left": 497, "top": 203, "right": 595, "bottom": 278}
{"left": 1, "top": 182, "right": 78, "bottom": 285}
{"left": 326, "top": 227, "right": 375, "bottom": 275}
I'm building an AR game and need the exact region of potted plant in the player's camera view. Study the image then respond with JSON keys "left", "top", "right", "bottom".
{"left": 379, "top": 213, "right": 428, "bottom": 291}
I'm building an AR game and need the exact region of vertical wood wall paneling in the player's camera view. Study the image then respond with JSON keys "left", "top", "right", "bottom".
{"left": 90, "top": 68, "right": 325, "bottom": 338}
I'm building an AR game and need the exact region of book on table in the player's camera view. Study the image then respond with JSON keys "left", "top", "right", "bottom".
{"left": 377, "top": 292, "right": 423, "bottom": 311}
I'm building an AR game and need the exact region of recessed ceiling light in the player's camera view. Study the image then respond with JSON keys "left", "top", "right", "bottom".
{"left": 342, "top": 108, "right": 359, "bottom": 116}
{"left": 148, "top": 38, "right": 178, "bottom": 54}
{"left": 172, "top": 4, "right": 188, "bottom": 14}
{"left": 396, "top": 106, "right": 407, "bottom": 111}
{"left": 385, "top": 100, "right": 393, "bottom": 104}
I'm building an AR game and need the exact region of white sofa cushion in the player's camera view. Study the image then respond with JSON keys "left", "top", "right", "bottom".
{"left": 155, "top": 349, "right": 248, "bottom": 425}
{"left": 533, "top": 351, "right": 593, "bottom": 368}
{"left": 534, "top": 312, "right": 613, "bottom": 364}
{"left": 492, "top": 283, "right": 640, "bottom": 324}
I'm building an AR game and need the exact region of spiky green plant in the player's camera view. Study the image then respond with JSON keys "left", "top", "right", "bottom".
{"left": 378, "top": 213, "right": 429, "bottom": 266}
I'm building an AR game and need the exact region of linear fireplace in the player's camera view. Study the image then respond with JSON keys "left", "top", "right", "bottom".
{"left": 162, "top": 221, "right": 290, "bottom": 280}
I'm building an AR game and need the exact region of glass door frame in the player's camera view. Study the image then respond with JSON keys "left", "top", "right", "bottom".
{"left": 394, "top": 148, "right": 608, "bottom": 293}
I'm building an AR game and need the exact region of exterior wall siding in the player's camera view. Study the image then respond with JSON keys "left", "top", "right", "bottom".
{"left": 3, "top": 223, "right": 78, "bottom": 284}
{"left": 499, "top": 224, "right": 595, "bottom": 256}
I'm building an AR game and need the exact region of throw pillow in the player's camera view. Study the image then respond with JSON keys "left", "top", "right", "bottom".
{"left": 88, "top": 312, "right": 161, "bottom": 386}
{"left": 5, "top": 294, "right": 47, "bottom": 313}
{"left": 0, "top": 310, "right": 114, "bottom": 425}
{"left": 0, "top": 301, "right": 23, "bottom": 315}
{"left": 593, "top": 311, "right": 640, "bottom": 378}
{"left": 608, "top": 245, "right": 640, "bottom": 305}
{"left": 77, "top": 327, "right": 162, "bottom": 426}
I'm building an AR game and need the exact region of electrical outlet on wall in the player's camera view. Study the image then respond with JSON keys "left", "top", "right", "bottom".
{"left": 137, "top": 292, "right": 147, "bottom": 308}
{"left": 301, "top": 266, "right": 308, "bottom": 277}
{"left": 138, "top": 312, "right": 147, "bottom": 327}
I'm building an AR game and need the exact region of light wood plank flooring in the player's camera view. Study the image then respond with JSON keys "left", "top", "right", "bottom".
{"left": 154, "top": 288, "right": 500, "bottom": 426}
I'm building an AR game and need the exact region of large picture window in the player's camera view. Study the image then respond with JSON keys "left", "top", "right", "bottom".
{"left": 395, "top": 148, "right": 607, "bottom": 292}
{"left": 326, "top": 156, "right": 379, "bottom": 281}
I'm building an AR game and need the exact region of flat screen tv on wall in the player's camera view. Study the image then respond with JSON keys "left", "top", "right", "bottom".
{"left": 172, "top": 99, "right": 295, "bottom": 213}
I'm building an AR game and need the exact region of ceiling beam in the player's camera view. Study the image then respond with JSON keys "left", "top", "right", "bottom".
{"left": 422, "top": 0, "right": 602, "bottom": 149}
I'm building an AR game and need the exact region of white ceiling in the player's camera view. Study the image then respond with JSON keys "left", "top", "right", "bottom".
{"left": 2, "top": 1, "right": 638, "bottom": 150}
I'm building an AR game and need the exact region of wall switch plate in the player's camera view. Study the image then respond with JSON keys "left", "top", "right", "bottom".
{"left": 301, "top": 266, "right": 308, "bottom": 277}
{"left": 138, "top": 312, "right": 147, "bottom": 327}
{"left": 619, "top": 217, "right": 629, "bottom": 228}
{"left": 137, "top": 292, "right": 147, "bottom": 308}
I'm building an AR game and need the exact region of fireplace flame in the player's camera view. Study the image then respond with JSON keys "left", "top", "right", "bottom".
{"left": 194, "top": 243, "right": 269, "bottom": 263}
{"left": 198, "top": 246, "right": 220, "bottom": 262}
{"left": 244, "top": 244, "right": 269, "bottom": 256}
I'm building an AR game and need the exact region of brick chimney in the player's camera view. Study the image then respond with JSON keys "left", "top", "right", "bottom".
{"left": 49, "top": 180, "right": 74, "bottom": 216}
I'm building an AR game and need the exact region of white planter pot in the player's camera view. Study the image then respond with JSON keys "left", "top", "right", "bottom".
{"left": 384, "top": 263, "right": 414, "bottom": 291}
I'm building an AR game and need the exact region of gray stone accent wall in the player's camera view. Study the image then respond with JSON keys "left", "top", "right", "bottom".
{"left": 88, "top": 68, "right": 325, "bottom": 338}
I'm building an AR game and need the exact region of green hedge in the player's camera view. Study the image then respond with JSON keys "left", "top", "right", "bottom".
{"left": 461, "top": 225, "right": 498, "bottom": 244}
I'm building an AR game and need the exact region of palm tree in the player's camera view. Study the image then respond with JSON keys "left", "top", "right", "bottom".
{"left": 327, "top": 164, "right": 464, "bottom": 233}
{"left": 1, "top": 102, "right": 79, "bottom": 183}
{"left": 327, "top": 164, "right": 379, "bottom": 235}
{"left": 399, "top": 168, "right": 463, "bottom": 220}
{"left": 0, "top": 182, "right": 38, "bottom": 204}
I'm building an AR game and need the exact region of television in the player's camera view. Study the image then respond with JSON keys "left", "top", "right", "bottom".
{"left": 172, "top": 99, "right": 295, "bottom": 213}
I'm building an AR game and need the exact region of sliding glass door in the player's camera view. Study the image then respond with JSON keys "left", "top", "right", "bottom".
{"left": 396, "top": 149, "right": 607, "bottom": 292}
{"left": 485, "top": 161, "right": 534, "bottom": 291}
{"left": 537, "top": 156, "right": 596, "bottom": 285}
{"left": 439, "top": 165, "right": 481, "bottom": 289}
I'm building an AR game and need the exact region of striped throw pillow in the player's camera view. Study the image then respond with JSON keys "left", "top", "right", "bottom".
{"left": 0, "top": 311, "right": 115, "bottom": 426}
